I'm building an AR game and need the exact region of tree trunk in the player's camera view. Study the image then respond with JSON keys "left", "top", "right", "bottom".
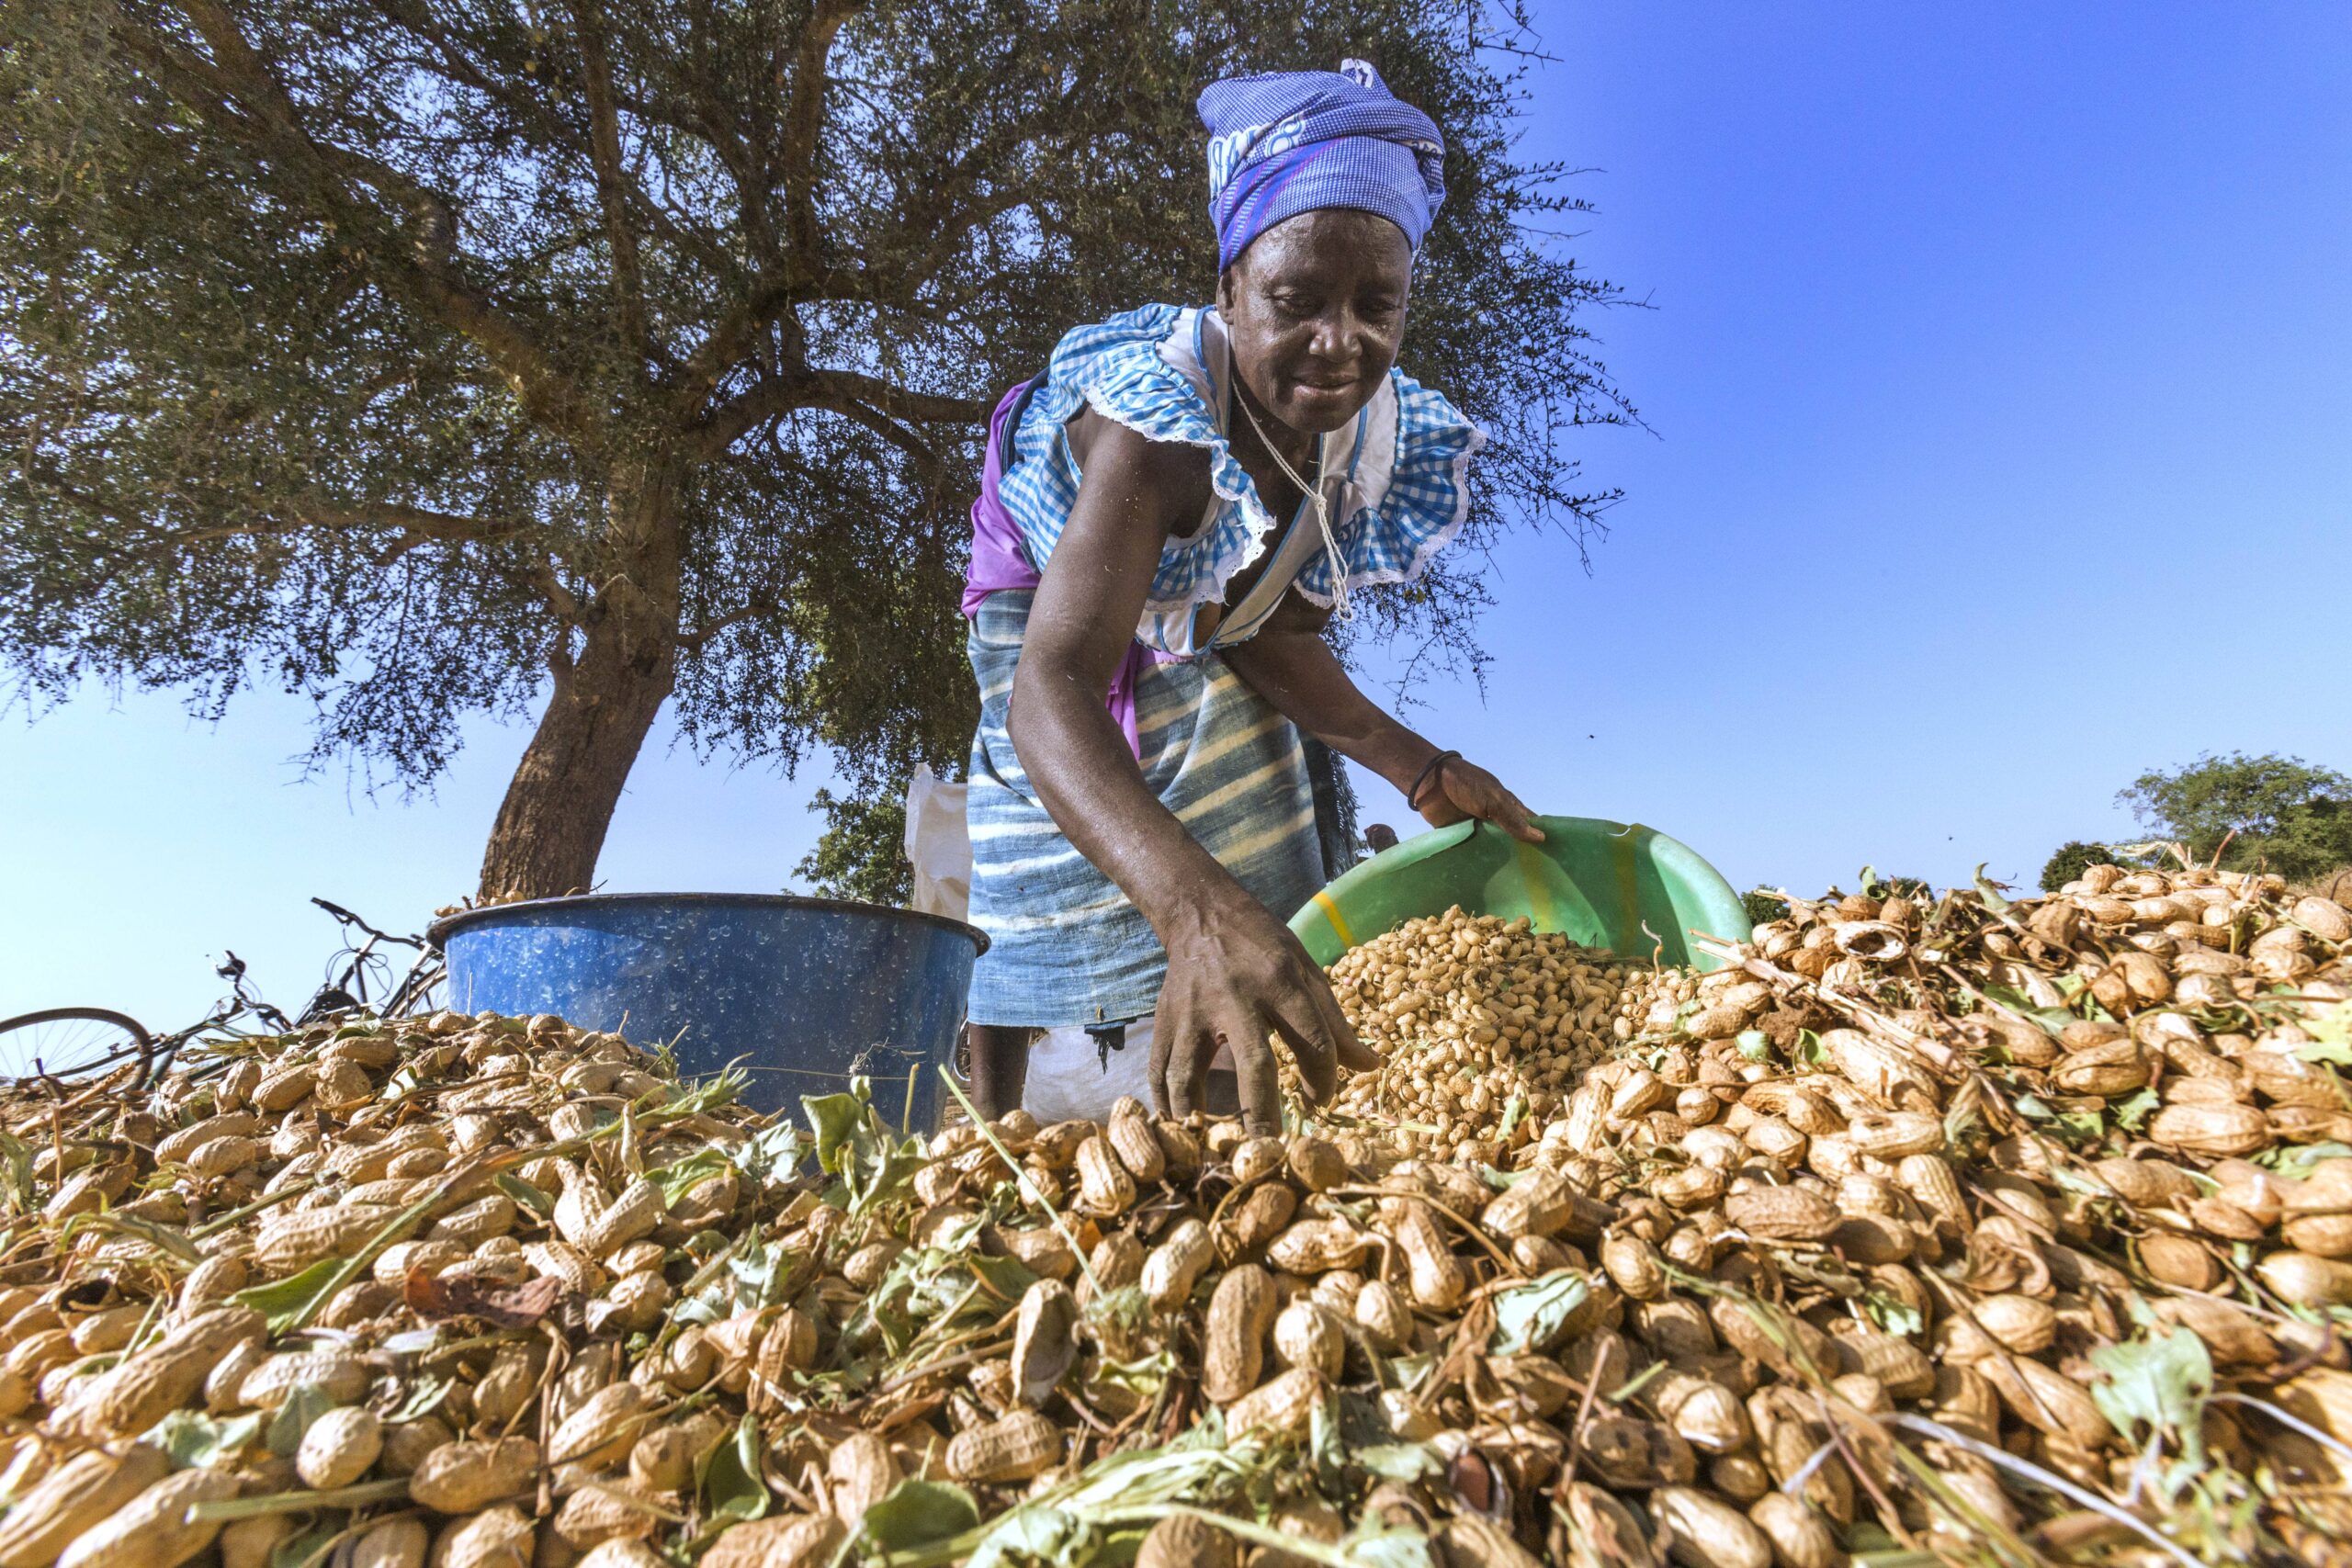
{"left": 477, "top": 463, "right": 682, "bottom": 900}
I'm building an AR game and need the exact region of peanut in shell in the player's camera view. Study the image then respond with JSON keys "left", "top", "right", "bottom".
{"left": 698, "top": 1517, "right": 843, "bottom": 1568}
{"left": 296, "top": 1404, "right": 383, "bottom": 1489}
{"left": 57, "top": 1467, "right": 241, "bottom": 1568}
{"left": 429, "top": 1506, "right": 534, "bottom": 1568}
{"left": 0, "top": 1443, "right": 171, "bottom": 1568}
{"left": 944, "top": 1409, "right": 1060, "bottom": 1483}
{"left": 409, "top": 1436, "right": 539, "bottom": 1513}
{"left": 1201, "top": 1265, "right": 1274, "bottom": 1404}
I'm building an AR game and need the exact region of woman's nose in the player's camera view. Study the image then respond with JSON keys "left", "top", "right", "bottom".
{"left": 1307, "top": 309, "right": 1363, "bottom": 361}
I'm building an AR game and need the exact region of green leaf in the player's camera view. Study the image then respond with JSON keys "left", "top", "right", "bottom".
{"left": 859, "top": 1480, "right": 979, "bottom": 1550}
{"left": 386, "top": 1374, "right": 452, "bottom": 1423}
{"left": 1860, "top": 1291, "right": 1926, "bottom": 1339}
{"left": 2089, "top": 1325, "right": 2211, "bottom": 1481}
{"left": 270, "top": 1521, "right": 346, "bottom": 1568}
{"left": 2300, "top": 1002, "right": 2352, "bottom": 1066}
{"left": 62, "top": 1210, "right": 201, "bottom": 1265}
{"left": 659, "top": 1068, "right": 746, "bottom": 1118}
{"left": 969, "top": 1505, "right": 1086, "bottom": 1568}
{"left": 1735, "top": 1030, "right": 1771, "bottom": 1061}
{"left": 232, "top": 1259, "right": 344, "bottom": 1336}
{"left": 801, "top": 1089, "right": 869, "bottom": 1174}
{"left": 144, "top": 1408, "right": 262, "bottom": 1470}
{"left": 266, "top": 1382, "right": 336, "bottom": 1458}
{"left": 1352, "top": 1442, "right": 1440, "bottom": 1482}
{"left": 845, "top": 1136, "right": 927, "bottom": 1217}
{"left": 1973, "top": 863, "right": 2013, "bottom": 914}
{"left": 2111, "top": 1087, "right": 2162, "bottom": 1132}
{"left": 967, "top": 1250, "right": 1042, "bottom": 1304}
{"left": 1982, "top": 986, "right": 2076, "bottom": 1039}
{"left": 649, "top": 1148, "right": 729, "bottom": 1204}
{"left": 699, "top": 1413, "right": 769, "bottom": 1523}
{"left": 1496, "top": 1092, "right": 1528, "bottom": 1140}
{"left": 727, "top": 1122, "right": 808, "bottom": 1189}
{"left": 1341, "top": 1531, "right": 1438, "bottom": 1568}
{"left": 727, "top": 1239, "right": 791, "bottom": 1312}
{"left": 494, "top": 1174, "right": 554, "bottom": 1219}
{"left": 1487, "top": 1270, "right": 1589, "bottom": 1356}
{"left": 2256, "top": 1141, "right": 2352, "bottom": 1181}
{"left": 0, "top": 1134, "right": 32, "bottom": 1214}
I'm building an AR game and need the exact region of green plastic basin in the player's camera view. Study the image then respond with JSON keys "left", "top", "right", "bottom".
{"left": 1287, "top": 816, "right": 1750, "bottom": 971}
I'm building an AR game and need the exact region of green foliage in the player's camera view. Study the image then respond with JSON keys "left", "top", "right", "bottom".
{"left": 0, "top": 0, "right": 1633, "bottom": 881}
{"left": 1741, "top": 888, "right": 1790, "bottom": 928}
{"left": 862, "top": 1482, "right": 980, "bottom": 1551}
{"left": 2119, "top": 752, "right": 2352, "bottom": 883}
{"left": 1487, "top": 1270, "right": 1588, "bottom": 1355}
{"left": 1859, "top": 870, "right": 1931, "bottom": 900}
{"left": 796, "top": 788, "right": 911, "bottom": 906}
{"left": 2040, "top": 840, "right": 2130, "bottom": 892}
{"left": 2089, "top": 1323, "right": 2212, "bottom": 1500}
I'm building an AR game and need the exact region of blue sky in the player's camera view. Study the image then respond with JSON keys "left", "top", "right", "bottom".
{"left": 6, "top": 1, "right": 2349, "bottom": 1032}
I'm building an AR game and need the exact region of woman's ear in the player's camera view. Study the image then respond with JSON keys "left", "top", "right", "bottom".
{"left": 1215, "top": 265, "right": 1236, "bottom": 315}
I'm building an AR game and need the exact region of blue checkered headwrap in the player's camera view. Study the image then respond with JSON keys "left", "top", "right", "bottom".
{"left": 1199, "top": 60, "right": 1447, "bottom": 270}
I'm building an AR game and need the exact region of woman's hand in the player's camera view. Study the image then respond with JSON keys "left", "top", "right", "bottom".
{"left": 1416, "top": 755, "right": 1544, "bottom": 843}
{"left": 1150, "top": 892, "right": 1379, "bottom": 1134}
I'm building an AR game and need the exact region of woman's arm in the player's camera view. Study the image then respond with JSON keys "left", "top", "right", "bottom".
{"left": 1008, "top": 420, "right": 1370, "bottom": 1133}
{"left": 1222, "top": 595, "right": 1544, "bottom": 840}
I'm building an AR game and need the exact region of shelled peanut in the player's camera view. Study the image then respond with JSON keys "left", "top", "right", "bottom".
{"left": 1322, "top": 910, "right": 1660, "bottom": 1151}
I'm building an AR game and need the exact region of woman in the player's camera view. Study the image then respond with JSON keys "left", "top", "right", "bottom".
{"left": 961, "top": 62, "right": 1542, "bottom": 1134}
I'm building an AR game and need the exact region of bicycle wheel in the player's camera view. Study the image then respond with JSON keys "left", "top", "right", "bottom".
{"left": 0, "top": 1009, "right": 153, "bottom": 1088}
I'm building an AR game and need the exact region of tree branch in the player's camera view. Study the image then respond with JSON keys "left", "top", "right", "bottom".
{"left": 781, "top": 0, "right": 860, "bottom": 277}
{"left": 530, "top": 557, "right": 586, "bottom": 624}
{"left": 24, "top": 450, "right": 527, "bottom": 567}
{"left": 151, "top": 1, "right": 605, "bottom": 450}
{"left": 677, "top": 598, "right": 771, "bottom": 651}
{"left": 566, "top": 0, "right": 650, "bottom": 358}
{"left": 694, "top": 366, "right": 986, "bottom": 458}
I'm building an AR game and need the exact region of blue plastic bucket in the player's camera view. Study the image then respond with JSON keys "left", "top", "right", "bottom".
{"left": 429, "top": 894, "right": 987, "bottom": 1133}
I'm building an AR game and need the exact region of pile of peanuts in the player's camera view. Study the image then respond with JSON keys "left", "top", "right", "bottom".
{"left": 0, "top": 860, "right": 2349, "bottom": 1568}
{"left": 1321, "top": 911, "right": 1670, "bottom": 1156}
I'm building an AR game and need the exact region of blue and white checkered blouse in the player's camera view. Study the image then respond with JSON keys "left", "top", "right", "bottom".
{"left": 994, "top": 303, "right": 1485, "bottom": 654}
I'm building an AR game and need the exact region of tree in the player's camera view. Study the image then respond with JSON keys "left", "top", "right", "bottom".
{"left": 2041, "top": 840, "right": 2129, "bottom": 892}
{"left": 2, "top": 0, "right": 1632, "bottom": 900}
{"left": 2119, "top": 752, "right": 2352, "bottom": 885}
{"left": 793, "top": 789, "right": 910, "bottom": 906}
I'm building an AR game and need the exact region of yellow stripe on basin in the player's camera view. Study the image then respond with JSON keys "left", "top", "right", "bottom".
{"left": 1612, "top": 823, "right": 1650, "bottom": 957}
{"left": 1513, "top": 840, "right": 1557, "bottom": 933}
{"left": 1311, "top": 890, "right": 1356, "bottom": 952}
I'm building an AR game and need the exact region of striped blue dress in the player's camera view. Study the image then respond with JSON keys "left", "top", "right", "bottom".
{"left": 965, "top": 303, "right": 1483, "bottom": 1029}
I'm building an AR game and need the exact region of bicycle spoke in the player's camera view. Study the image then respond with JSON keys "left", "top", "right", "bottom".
{"left": 0, "top": 1010, "right": 151, "bottom": 1085}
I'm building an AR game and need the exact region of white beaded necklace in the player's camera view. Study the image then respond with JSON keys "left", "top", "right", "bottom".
{"left": 1236, "top": 385, "right": 1353, "bottom": 623}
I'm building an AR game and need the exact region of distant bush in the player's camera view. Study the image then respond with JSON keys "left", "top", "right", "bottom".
{"left": 1742, "top": 889, "right": 1792, "bottom": 929}
{"left": 2041, "top": 840, "right": 2124, "bottom": 892}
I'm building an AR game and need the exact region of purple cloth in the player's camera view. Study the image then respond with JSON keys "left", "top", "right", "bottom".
{"left": 964, "top": 378, "right": 1168, "bottom": 759}
{"left": 961, "top": 379, "right": 1042, "bottom": 615}
{"left": 1198, "top": 61, "right": 1447, "bottom": 270}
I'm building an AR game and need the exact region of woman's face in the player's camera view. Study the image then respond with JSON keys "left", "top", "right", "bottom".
{"left": 1218, "top": 209, "right": 1413, "bottom": 436}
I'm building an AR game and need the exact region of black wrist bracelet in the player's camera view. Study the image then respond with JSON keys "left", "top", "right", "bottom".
{"left": 1406, "top": 749, "right": 1460, "bottom": 809}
